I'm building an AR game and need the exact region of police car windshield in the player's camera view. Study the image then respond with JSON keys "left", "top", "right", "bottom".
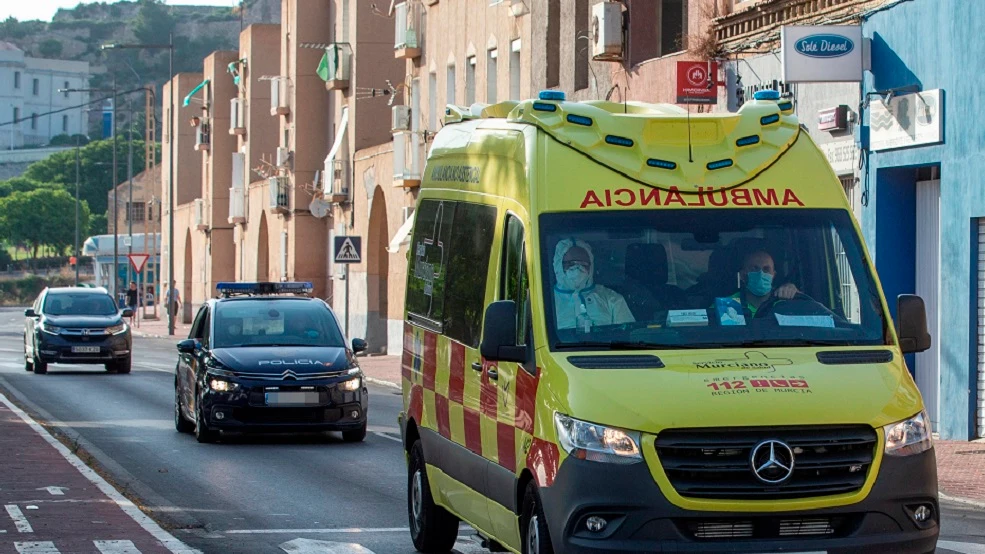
{"left": 540, "top": 208, "right": 889, "bottom": 351}
{"left": 44, "top": 292, "right": 118, "bottom": 316}
{"left": 212, "top": 300, "right": 346, "bottom": 348}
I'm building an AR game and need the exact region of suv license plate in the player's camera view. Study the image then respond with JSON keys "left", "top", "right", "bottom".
{"left": 71, "top": 346, "right": 101, "bottom": 353}
{"left": 265, "top": 392, "right": 320, "bottom": 406}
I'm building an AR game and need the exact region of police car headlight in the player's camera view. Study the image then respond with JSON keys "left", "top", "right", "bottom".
{"left": 106, "top": 323, "right": 127, "bottom": 335}
{"left": 208, "top": 377, "right": 239, "bottom": 392}
{"left": 340, "top": 377, "right": 361, "bottom": 392}
{"left": 554, "top": 413, "right": 642, "bottom": 464}
{"left": 884, "top": 410, "right": 933, "bottom": 457}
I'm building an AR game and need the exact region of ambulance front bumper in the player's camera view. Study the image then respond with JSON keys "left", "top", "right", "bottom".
{"left": 538, "top": 447, "right": 939, "bottom": 554}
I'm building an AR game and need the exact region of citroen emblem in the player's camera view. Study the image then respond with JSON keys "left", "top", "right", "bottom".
{"left": 750, "top": 440, "right": 795, "bottom": 484}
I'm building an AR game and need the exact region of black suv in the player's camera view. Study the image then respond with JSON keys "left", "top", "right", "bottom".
{"left": 174, "top": 282, "right": 369, "bottom": 443}
{"left": 24, "top": 287, "right": 134, "bottom": 374}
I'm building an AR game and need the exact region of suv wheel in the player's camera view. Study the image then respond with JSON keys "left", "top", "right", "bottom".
{"left": 194, "top": 389, "right": 219, "bottom": 443}
{"left": 24, "top": 341, "right": 33, "bottom": 372}
{"left": 33, "top": 356, "right": 48, "bottom": 375}
{"left": 174, "top": 385, "right": 194, "bottom": 433}
{"left": 342, "top": 421, "right": 367, "bottom": 443}
{"left": 114, "top": 357, "right": 132, "bottom": 374}
{"left": 521, "top": 482, "right": 554, "bottom": 554}
{"left": 408, "top": 440, "right": 458, "bottom": 552}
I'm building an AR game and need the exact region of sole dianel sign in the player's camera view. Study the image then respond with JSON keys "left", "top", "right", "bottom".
{"left": 782, "top": 25, "right": 863, "bottom": 83}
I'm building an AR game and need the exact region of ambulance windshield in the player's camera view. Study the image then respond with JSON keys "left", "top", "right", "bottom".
{"left": 541, "top": 208, "right": 889, "bottom": 350}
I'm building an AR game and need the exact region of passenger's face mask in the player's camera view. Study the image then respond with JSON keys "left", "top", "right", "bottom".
{"left": 562, "top": 265, "right": 590, "bottom": 291}
{"left": 745, "top": 270, "right": 773, "bottom": 297}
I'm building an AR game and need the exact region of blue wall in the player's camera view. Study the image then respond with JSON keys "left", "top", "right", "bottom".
{"left": 863, "top": 0, "right": 985, "bottom": 439}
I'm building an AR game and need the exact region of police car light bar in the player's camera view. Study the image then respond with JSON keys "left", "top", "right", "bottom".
{"left": 216, "top": 282, "right": 314, "bottom": 297}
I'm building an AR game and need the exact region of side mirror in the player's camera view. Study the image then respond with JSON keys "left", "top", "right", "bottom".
{"left": 177, "top": 339, "right": 198, "bottom": 354}
{"left": 352, "top": 338, "right": 367, "bottom": 353}
{"left": 121, "top": 308, "right": 134, "bottom": 318}
{"left": 897, "top": 294, "right": 931, "bottom": 354}
{"left": 480, "top": 301, "right": 526, "bottom": 363}
{"left": 24, "top": 308, "right": 37, "bottom": 318}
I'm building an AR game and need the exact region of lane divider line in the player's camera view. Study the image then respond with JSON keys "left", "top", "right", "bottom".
{"left": 14, "top": 542, "right": 59, "bottom": 554}
{"left": 94, "top": 539, "right": 143, "bottom": 554}
{"left": 0, "top": 392, "right": 199, "bottom": 554}
{"left": 5, "top": 504, "right": 33, "bottom": 533}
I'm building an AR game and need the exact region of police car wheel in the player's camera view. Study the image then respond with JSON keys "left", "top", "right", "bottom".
{"left": 194, "top": 390, "right": 219, "bottom": 443}
{"left": 174, "top": 385, "right": 194, "bottom": 433}
{"left": 408, "top": 440, "right": 458, "bottom": 552}
{"left": 521, "top": 482, "right": 554, "bottom": 554}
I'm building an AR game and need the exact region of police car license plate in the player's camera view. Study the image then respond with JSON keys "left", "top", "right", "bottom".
{"left": 265, "top": 392, "right": 319, "bottom": 406}
{"left": 71, "top": 346, "right": 100, "bottom": 353}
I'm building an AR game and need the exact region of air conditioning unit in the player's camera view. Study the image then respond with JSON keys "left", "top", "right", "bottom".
{"left": 268, "top": 176, "right": 289, "bottom": 212}
{"left": 193, "top": 198, "right": 207, "bottom": 230}
{"left": 392, "top": 105, "right": 412, "bottom": 132}
{"left": 195, "top": 122, "right": 210, "bottom": 152}
{"left": 276, "top": 147, "right": 292, "bottom": 167}
{"left": 591, "top": 2, "right": 624, "bottom": 61}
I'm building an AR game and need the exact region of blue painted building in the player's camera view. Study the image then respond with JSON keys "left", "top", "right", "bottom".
{"left": 861, "top": 0, "right": 985, "bottom": 439}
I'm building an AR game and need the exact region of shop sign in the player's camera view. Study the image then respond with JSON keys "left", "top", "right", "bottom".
{"left": 782, "top": 25, "right": 863, "bottom": 83}
{"left": 820, "top": 139, "right": 858, "bottom": 175}
{"left": 870, "top": 89, "right": 943, "bottom": 152}
{"left": 676, "top": 61, "right": 718, "bottom": 105}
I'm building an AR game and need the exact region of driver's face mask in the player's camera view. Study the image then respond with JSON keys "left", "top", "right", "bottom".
{"left": 562, "top": 264, "right": 590, "bottom": 290}
{"left": 744, "top": 270, "right": 774, "bottom": 297}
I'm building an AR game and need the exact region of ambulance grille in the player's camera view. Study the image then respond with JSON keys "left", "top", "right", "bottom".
{"left": 681, "top": 516, "right": 851, "bottom": 541}
{"left": 655, "top": 425, "right": 877, "bottom": 500}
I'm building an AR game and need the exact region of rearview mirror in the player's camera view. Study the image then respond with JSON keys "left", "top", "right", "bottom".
{"left": 121, "top": 308, "right": 134, "bottom": 318}
{"left": 24, "top": 308, "right": 37, "bottom": 318}
{"left": 177, "top": 339, "right": 198, "bottom": 354}
{"left": 352, "top": 338, "right": 367, "bottom": 353}
{"left": 897, "top": 294, "right": 931, "bottom": 354}
{"left": 480, "top": 301, "right": 526, "bottom": 363}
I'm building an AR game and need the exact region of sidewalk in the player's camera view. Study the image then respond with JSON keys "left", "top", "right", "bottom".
{"left": 129, "top": 312, "right": 190, "bottom": 339}
{"left": 0, "top": 393, "right": 193, "bottom": 553}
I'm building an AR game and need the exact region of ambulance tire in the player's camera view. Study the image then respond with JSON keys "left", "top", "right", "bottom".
{"left": 408, "top": 440, "right": 459, "bottom": 552}
{"left": 521, "top": 482, "right": 554, "bottom": 554}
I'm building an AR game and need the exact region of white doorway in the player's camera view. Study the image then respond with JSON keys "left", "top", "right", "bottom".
{"left": 914, "top": 179, "right": 941, "bottom": 429}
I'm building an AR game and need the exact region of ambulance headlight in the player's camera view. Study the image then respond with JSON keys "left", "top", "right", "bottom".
{"left": 554, "top": 413, "right": 642, "bottom": 464}
{"left": 884, "top": 410, "right": 933, "bottom": 457}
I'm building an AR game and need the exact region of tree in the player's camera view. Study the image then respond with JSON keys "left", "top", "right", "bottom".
{"left": 38, "top": 38, "right": 63, "bottom": 58}
{"left": 132, "top": 0, "right": 176, "bottom": 46}
{"left": 0, "top": 189, "right": 90, "bottom": 261}
{"left": 0, "top": 177, "right": 62, "bottom": 199}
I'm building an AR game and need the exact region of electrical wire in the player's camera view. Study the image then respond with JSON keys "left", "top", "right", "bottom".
{"left": 0, "top": 87, "right": 150, "bottom": 129}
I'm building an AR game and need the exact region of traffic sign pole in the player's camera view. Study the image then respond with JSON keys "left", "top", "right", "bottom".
{"left": 332, "top": 236, "right": 362, "bottom": 340}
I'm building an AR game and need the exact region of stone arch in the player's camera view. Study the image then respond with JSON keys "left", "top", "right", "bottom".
{"left": 365, "top": 185, "right": 389, "bottom": 352}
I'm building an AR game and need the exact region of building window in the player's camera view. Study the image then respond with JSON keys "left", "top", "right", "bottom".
{"left": 487, "top": 49, "right": 498, "bottom": 104}
{"left": 32, "top": 78, "right": 39, "bottom": 96}
{"left": 547, "top": 0, "right": 560, "bottom": 88}
{"left": 63, "top": 81, "right": 70, "bottom": 98}
{"left": 127, "top": 202, "right": 146, "bottom": 223}
{"left": 12, "top": 107, "right": 20, "bottom": 123}
{"left": 428, "top": 71, "right": 437, "bottom": 130}
{"left": 62, "top": 115, "right": 69, "bottom": 132}
{"left": 575, "top": 0, "right": 589, "bottom": 91}
{"left": 659, "top": 0, "right": 688, "bottom": 56}
{"left": 510, "top": 40, "right": 521, "bottom": 100}
{"left": 14, "top": 72, "right": 21, "bottom": 89}
{"left": 31, "top": 113, "right": 37, "bottom": 130}
{"left": 466, "top": 56, "right": 476, "bottom": 106}
{"left": 446, "top": 63, "right": 456, "bottom": 106}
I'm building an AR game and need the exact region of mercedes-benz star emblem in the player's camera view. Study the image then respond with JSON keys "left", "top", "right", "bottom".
{"left": 750, "top": 440, "right": 795, "bottom": 484}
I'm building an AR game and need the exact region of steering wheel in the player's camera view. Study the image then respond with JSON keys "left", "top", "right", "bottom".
{"left": 754, "top": 292, "right": 849, "bottom": 325}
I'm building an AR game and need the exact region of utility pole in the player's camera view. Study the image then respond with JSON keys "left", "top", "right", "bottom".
{"left": 112, "top": 77, "right": 119, "bottom": 302}
{"left": 74, "top": 135, "right": 80, "bottom": 286}
{"left": 127, "top": 97, "right": 134, "bottom": 287}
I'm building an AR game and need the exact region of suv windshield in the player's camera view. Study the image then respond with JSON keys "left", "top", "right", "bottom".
{"left": 541, "top": 208, "right": 888, "bottom": 350}
{"left": 212, "top": 299, "right": 346, "bottom": 348}
{"left": 44, "top": 292, "right": 118, "bottom": 316}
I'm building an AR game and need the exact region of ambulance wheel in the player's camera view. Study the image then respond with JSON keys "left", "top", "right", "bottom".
{"left": 521, "top": 482, "right": 554, "bottom": 554}
{"left": 408, "top": 440, "right": 459, "bottom": 552}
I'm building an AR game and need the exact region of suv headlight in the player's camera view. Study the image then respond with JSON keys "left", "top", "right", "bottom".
{"left": 39, "top": 322, "right": 63, "bottom": 335}
{"left": 106, "top": 323, "right": 127, "bottom": 335}
{"left": 884, "top": 410, "right": 933, "bottom": 457}
{"left": 554, "top": 413, "right": 642, "bottom": 464}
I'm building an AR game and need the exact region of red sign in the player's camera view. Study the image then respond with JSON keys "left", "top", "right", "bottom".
{"left": 128, "top": 254, "right": 150, "bottom": 273}
{"left": 676, "top": 61, "right": 719, "bottom": 105}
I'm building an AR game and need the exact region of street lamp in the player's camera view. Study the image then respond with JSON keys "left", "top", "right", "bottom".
{"left": 102, "top": 34, "right": 176, "bottom": 335}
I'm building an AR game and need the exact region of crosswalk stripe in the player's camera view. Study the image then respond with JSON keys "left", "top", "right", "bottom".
{"left": 5, "top": 505, "right": 33, "bottom": 533}
{"left": 95, "top": 540, "right": 142, "bottom": 554}
{"left": 15, "top": 542, "right": 59, "bottom": 554}
{"left": 938, "top": 541, "right": 985, "bottom": 554}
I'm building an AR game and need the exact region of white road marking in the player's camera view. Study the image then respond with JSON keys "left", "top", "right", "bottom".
{"left": 94, "top": 540, "right": 143, "bottom": 554}
{"left": 371, "top": 431, "right": 402, "bottom": 443}
{"left": 14, "top": 542, "right": 59, "bottom": 553}
{"left": 36, "top": 487, "right": 67, "bottom": 496}
{"left": 228, "top": 528, "right": 407, "bottom": 535}
{"left": 0, "top": 392, "right": 198, "bottom": 554}
{"left": 279, "top": 538, "right": 374, "bottom": 554}
{"left": 939, "top": 541, "right": 985, "bottom": 554}
{"left": 5, "top": 504, "right": 33, "bottom": 533}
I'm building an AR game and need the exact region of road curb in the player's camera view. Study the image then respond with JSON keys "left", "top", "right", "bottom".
{"left": 940, "top": 491, "right": 985, "bottom": 509}
{"left": 365, "top": 376, "right": 401, "bottom": 390}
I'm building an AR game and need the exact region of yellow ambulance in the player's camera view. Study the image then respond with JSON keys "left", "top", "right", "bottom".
{"left": 399, "top": 90, "right": 938, "bottom": 554}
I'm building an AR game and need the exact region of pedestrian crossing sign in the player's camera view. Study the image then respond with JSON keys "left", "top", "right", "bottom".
{"left": 333, "top": 236, "right": 362, "bottom": 264}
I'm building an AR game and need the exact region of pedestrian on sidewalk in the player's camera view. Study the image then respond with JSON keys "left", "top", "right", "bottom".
{"left": 164, "top": 280, "right": 181, "bottom": 322}
{"left": 125, "top": 281, "right": 138, "bottom": 324}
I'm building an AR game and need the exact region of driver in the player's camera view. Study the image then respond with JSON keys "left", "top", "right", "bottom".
{"left": 733, "top": 249, "right": 799, "bottom": 317}
{"left": 553, "top": 238, "right": 635, "bottom": 331}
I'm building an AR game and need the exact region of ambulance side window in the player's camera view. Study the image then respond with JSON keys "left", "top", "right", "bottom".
{"left": 443, "top": 202, "right": 497, "bottom": 347}
{"left": 406, "top": 200, "right": 455, "bottom": 330}
{"left": 501, "top": 214, "right": 530, "bottom": 347}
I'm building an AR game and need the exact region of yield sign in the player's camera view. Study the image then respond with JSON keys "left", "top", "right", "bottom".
{"left": 128, "top": 253, "right": 150, "bottom": 273}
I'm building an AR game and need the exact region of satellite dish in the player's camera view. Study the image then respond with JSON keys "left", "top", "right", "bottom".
{"left": 310, "top": 197, "right": 331, "bottom": 219}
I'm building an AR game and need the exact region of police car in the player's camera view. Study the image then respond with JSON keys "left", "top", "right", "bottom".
{"left": 174, "top": 282, "right": 368, "bottom": 443}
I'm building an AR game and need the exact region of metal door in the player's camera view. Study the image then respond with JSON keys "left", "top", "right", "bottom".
{"left": 976, "top": 220, "right": 985, "bottom": 437}
{"left": 914, "top": 179, "right": 940, "bottom": 428}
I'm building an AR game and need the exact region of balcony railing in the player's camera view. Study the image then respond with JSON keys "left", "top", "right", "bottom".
{"left": 270, "top": 77, "right": 289, "bottom": 116}
{"left": 394, "top": 2, "right": 421, "bottom": 59}
{"left": 229, "top": 97, "right": 246, "bottom": 135}
{"left": 715, "top": 0, "right": 868, "bottom": 50}
{"left": 393, "top": 131, "right": 422, "bottom": 188}
{"left": 268, "top": 176, "right": 290, "bottom": 212}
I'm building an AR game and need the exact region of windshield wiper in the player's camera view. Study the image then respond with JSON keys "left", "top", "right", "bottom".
{"left": 554, "top": 341, "right": 703, "bottom": 351}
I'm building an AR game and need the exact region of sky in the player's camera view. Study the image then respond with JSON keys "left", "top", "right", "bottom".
{"left": 2, "top": 1, "right": 240, "bottom": 23}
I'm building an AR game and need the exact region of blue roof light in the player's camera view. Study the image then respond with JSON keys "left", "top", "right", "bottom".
{"left": 707, "top": 159, "right": 734, "bottom": 171}
{"left": 736, "top": 135, "right": 761, "bottom": 147}
{"left": 566, "top": 114, "right": 593, "bottom": 126}
{"left": 778, "top": 101, "right": 793, "bottom": 112}
{"left": 538, "top": 90, "right": 566, "bottom": 101}
{"left": 760, "top": 113, "right": 781, "bottom": 126}
{"left": 647, "top": 158, "right": 677, "bottom": 170}
{"left": 216, "top": 282, "right": 314, "bottom": 297}
{"left": 754, "top": 90, "right": 781, "bottom": 101}
{"left": 532, "top": 102, "right": 558, "bottom": 112}
{"left": 605, "top": 135, "right": 634, "bottom": 147}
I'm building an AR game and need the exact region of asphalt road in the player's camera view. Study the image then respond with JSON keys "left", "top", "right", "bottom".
{"left": 0, "top": 307, "right": 982, "bottom": 554}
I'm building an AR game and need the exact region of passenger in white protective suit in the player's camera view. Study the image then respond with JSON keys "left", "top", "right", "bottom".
{"left": 553, "top": 239, "right": 635, "bottom": 331}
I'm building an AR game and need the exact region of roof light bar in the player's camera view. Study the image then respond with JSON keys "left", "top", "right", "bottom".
{"left": 778, "top": 101, "right": 794, "bottom": 112}
{"left": 647, "top": 158, "right": 677, "bottom": 170}
{"left": 754, "top": 90, "right": 781, "bottom": 101}
{"left": 216, "top": 282, "right": 314, "bottom": 297}
{"left": 566, "top": 114, "right": 593, "bottom": 126}
{"left": 736, "top": 135, "right": 761, "bottom": 147}
{"left": 760, "top": 113, "right": 781, "bottom": 126}
{"left": 538, "top": 90, "right": 566, "bottom": 101}
{"left": 707, "top": 159, "right": 734, "bottom": 171}
{"left": 605, "top": 135, "right": 634, "bottom": 147}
